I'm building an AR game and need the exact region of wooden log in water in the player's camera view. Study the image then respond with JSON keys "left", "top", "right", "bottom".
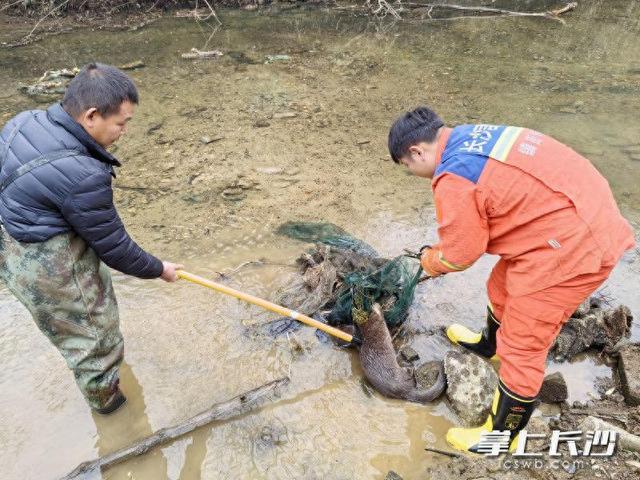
{"left": 578, "top": 416, "right": 640, "bottom": 453}
{"left": 60, "top": 377, "right": 290, "bottom": 480}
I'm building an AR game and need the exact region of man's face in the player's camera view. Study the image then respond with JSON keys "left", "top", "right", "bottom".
{"left": 77, "top": 100, "right": 135, "bottom": 148}
{"left": 399, "top": 141, "right": 439, "bottom": 178}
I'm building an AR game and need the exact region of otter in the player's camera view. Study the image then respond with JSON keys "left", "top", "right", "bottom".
{"left": 353, "top": 303, "right": 447, "bottom": 403}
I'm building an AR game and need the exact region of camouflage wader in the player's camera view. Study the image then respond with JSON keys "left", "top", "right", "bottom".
{"left": 0, "top": 225, "right": 123, "bottom": 410}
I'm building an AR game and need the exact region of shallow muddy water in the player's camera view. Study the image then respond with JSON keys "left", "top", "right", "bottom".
{"left": 1, "top": 2, "right": 639, "bottom": 479}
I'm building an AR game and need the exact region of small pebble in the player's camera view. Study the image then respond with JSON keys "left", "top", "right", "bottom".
{"left": 255, "top": 166, "right": 284, "bottom": 175}
{"left": 400, "top": 346, "right": 420, "bottom": 362}
{"left": 273, "top": 112, "right": 297, "bottom": 119}
{"left": 200, "top": 135, "right": 223, "bottom": 144}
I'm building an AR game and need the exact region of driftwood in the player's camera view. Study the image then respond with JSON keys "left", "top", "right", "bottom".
{"left": 354, "top": 1, "right": 577, "bottom": 23}
{"left": 403, "top": 1, "right": 577, "bottom": 19}
{"left": 175, "top": 0, "right": 222, "bottom": 24}
{"left": 60, "top": 377, "right": 290, "bottom": 480}
{"left": 181, "top": 47, "right": 224, "bottom": 59}
{"left": 3, "top": 13, "right": 163, "bottom": 49}
{"left": 366, "top": 0, "right": 402, "bottom": 19}
{"left": 424, "top": 447, "right": 461, "bottom": 458}
{"left": 578, "top": 416, "right": 640, "bottom": 453}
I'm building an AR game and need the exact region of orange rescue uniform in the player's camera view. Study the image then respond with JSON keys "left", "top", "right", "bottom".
{"left": 421, "top": 124, "right": 635, "bottom": 397}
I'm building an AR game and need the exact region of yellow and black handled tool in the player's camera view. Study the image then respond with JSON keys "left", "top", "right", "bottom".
{"left": 177, "top": 270, "right": 360, "bottom": 344}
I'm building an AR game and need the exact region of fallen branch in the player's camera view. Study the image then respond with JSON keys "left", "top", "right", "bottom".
{"left": 114, "top": 184, "right": 157, "bottom": 192}
{"left": 578, "top": 416, "right": 640, "bottom": 453}
{"left": 3, "top": 26, "right": 75, "bottom": 48}
{"left": 401, "top": 1, "right": 578, "bottom": 23}
{"left": 27, "top": 0, "right": 72, "bottom": 38}
{"left": 181, "top": 47, "right": 224, "bottom": 59}
{"left": 59, "top": 377, "right": 290, "bottom": 480}
{"left": 3, "top": 12, "right": 162, "bottom": 49}
{"left": 0, "top": 0, "right": 24, "bottom": 13}
{"left": 336, "top": 1, "right": 578, "bottom": 23}
{"left": 201, "top": 0, "right": 222, "bottom": 25}
{"left": 366, "top": 0, "right": 402, "bottom": 20}
{"left": 179, "top": 0, "right": 223, "bottom": 25}
{"left": 215, "top": 259, "right": 265, "bottom": 280}
{"left": 424, "top": 447, "right": 462, "bottom": 458}
{"left": 567, "top": 409, "right": 629, "bottom": 425}
{"left": 175, "top": 8, "right": 212, "bottom": 18}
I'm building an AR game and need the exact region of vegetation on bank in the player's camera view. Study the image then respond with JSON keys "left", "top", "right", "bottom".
{"left": 2, "top": 0, "right": 269, "bottom": 17}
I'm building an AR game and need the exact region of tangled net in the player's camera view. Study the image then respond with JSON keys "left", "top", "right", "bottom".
{"left": 276, "top": 222, "right": 422, "bottom": 328}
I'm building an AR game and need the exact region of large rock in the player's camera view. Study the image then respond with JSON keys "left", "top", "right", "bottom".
{"left": 444, "top": 350, "right": 498, "bottom": 426}
{"left": 552, "top": 305, "right": 633, "bottom": 361}
{"left": 618, "top": 344, "right": 640, "bottom": 406}
{"left": 538, "top": 372, "right": 568, "bottom": 403}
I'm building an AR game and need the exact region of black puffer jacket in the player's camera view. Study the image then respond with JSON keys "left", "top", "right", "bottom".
{"left": 0, "top": 103, "right": 163, "bottom": 279}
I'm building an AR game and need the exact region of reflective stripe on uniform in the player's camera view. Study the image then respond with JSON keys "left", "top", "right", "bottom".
{"left": 438, "top": 251, "right": 470, "bottom": 271}
{"left": 489, "top": 126, "right": 523, "bottom": 162}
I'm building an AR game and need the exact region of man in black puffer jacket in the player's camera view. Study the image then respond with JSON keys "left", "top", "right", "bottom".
{"left": 0, "top": 63, "right": 182, "bottom": 414}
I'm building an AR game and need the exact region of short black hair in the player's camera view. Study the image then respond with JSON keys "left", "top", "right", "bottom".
{"left": 388, "top": 106, "right": 444, "bottom": 163}
{"left": 62, "top": 62, "right": 139, "bottom": 118}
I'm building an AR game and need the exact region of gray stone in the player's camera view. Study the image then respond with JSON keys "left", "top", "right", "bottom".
{"left": 384, "top": 471, "right": 403, "bottom": 480}
{"left": 400, "top": 346, "right": 419, "bottom": 363}
{"left": 414, "top": 361, "right": 442, "bottom": 389}
{"left": 618, "top": 344, "right": 640, "bottom": 406}
{"left": 119, "top": 60, "right": 145, "bottom": 70}
{"left": 255, "top": 166, "right": 284, "bottom": 175}
{"left": 612, "top": 393, "right": 625, "bottom": 403}
{"left": 539, "top": 372, "right": 568, "bottom": 403}
{"left": 147, "top": 120, "right": 164, "bottom": 134}
{"left": 257, "top": 424, "right": 287, "bottom": 447}
{"left": 605, "top": 306, "right": 633, "bottom": 342}
{"left": 527, "top": 417, "right": 551, "bottom": 452}
{"left": 444, "top": 350, "right": 498, "bottom": 426}
{"left": 552, "top": 305, "right": 633, "bottom": 361}
{"left": 200, "top": 135, "right": 224, "bottom": 145}
{"left": 572, "top": 297, "right": 592, "bottom": 318}
{"left": 273, "top": 111, "right": 298, "bottom": 119}
{"left": 265, "top": 54, "right": 291, "bottom": 63}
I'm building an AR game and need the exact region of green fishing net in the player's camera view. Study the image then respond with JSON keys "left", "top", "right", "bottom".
{"left": 277, "top": 221, "right": 423, "bottom": 328}
{"left": 276, "top": 221, "right": 378, "bottom": 257}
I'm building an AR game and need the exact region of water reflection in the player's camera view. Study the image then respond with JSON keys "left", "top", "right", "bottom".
{"left": 92, "top": 362, "right": 168, "bottom": 478}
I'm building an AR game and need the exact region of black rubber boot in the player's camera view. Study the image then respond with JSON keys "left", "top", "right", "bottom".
{"left": 447, "top": 306, "right": 501, "bottom": 359}
{"left": 94, "top": 388, "right": 127, "bottom": 415}
{"left": 447, "top": 378, "right": 537, "bottom": 454}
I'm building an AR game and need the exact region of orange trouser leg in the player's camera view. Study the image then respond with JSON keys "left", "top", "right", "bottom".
{"left": 486, "top": 259, "right": 508, "bottom": 321}
{"left": 496, "top": 264, "right": 615, "bottom": 398}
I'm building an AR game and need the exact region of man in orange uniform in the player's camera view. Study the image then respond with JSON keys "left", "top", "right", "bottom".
{"left": 387, "top": 106, "right": 635, "bottom": 453}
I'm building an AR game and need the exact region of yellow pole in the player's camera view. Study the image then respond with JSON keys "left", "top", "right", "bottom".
{"left": 177, "top": 270, "right": 356, "bottom": 344}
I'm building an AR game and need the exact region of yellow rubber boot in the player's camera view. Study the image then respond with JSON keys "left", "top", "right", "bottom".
{"left": 446, "top": 306, "right": 500, "bottom": 360}
{"left": 446, "top": 380, "right": 536, "bottom": 454}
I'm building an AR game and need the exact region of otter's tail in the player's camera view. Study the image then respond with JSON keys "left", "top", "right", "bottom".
{"left": 404, "top": 362, "right": 447, "bottom": 403}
